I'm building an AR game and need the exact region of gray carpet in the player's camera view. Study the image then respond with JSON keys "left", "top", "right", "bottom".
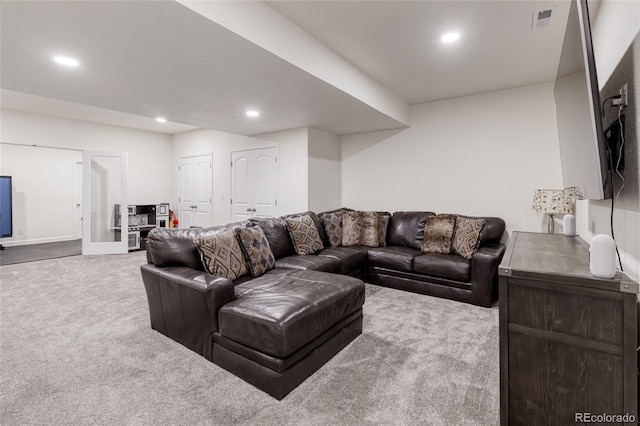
{"left": 0, "top": 252, "right": 499, "bottom": 425}
{"left": 0, "top": 240, "right": 82, "bottom": 265}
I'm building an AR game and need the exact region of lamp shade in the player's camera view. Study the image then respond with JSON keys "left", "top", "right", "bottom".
{"left": 563, "top": 186, "right": 584, "bottom": 215}
{"left": 532, "top": 189, "right": 572, "bottom": 214}
{"left": 563, "top": 186, "right": 583, "bottom": 199}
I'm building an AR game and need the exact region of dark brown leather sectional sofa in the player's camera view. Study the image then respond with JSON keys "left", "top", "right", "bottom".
{"left": 140, "top": 209, "right": 505, "bottom": 399}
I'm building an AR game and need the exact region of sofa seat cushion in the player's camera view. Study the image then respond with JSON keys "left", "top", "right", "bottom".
{"left": 275, "top": 254, "right": 340, "bottom": 273}
{"left": 317, "top": 246, "right": 368, "bottom": 274}
{"left": 413, "top": 253, "right": 471, "bottom": 282}
{"left": 218, "top": 269, "right": 365, "bottom": 358}
{"left": 367, "top": 246, "right": 421, "bottom": 272}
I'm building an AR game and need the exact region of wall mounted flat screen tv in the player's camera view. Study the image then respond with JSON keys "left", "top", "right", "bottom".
{"left": 0, "top": 176, "right": 12, "bottom": 238}
{"left": 554, "top": 0, "right": 611, "bottom": 199}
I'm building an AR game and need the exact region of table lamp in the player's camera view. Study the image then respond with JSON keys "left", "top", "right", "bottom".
{"left": 532, "top": 189, "right": 572, "bottom": 233}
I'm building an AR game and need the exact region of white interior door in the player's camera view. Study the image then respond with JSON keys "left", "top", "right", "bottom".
{"left": 231, "top": 147, "right": 277, "bottom": 222}
{"left": 179, "top": 154, "right": 212, "bottom": 228}
{"left": 82, "top": 151, "right": 128, "bottom": 255}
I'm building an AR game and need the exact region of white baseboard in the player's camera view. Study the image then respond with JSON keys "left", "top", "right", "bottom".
{"left": 0, "top": 235, "right": 79, "bottom": 247}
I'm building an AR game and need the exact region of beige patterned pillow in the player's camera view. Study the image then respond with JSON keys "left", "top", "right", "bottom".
{"left": 422, "top": 214, "right": 456, "bottom": 254}
{"left": 237, "top": 226, "right": 275, "bottom": 277}
{"left": 285, "top": 215, "right": 324, "bottom": 255}
{"left": 194, "top": 229, "right": 248, "bottom": 280}
{"left": 452, "top": 217, "right": 486, "bottom": 259}
{"left": 342, "top": 211, "right": 379, "bottom": 247}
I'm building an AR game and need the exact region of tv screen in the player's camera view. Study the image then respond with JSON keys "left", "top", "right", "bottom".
{"left": 554, "top": 0, "right": 610, "bottom": 199}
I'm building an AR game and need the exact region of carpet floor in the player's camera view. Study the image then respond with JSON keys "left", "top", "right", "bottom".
{"left": 0, "top": 251, "right": 499, "bottom": 425}
{"left": 0, "top": 240, "right": 82, "bottom": 265}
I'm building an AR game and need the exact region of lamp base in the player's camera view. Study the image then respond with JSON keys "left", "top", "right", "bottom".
{"left": 547, "top": 214, "right": 555, "bottom": 234}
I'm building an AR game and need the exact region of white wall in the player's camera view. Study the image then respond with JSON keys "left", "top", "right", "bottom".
{"left": 591, "top": 1, "right": 640, "bottom": 87}
{"left": 0, "top": 108, "right": 173, "bottom": 245}
{"left": 585, "top": 1, "right": 640, "bottom": 282}
{"left": 172, "top": 127, "right": 309, "bottom": 226}
{"left": 341, "top": 83, "right": 563, "bottom": 237}
{"left": 255, "top": 127, "right": 309, "bottom": 216}
{"left": 308, "top": 127, "right": 341, "bottom": 213}
{"left": 0, "top": 144, "right": 82, "bottom": 245}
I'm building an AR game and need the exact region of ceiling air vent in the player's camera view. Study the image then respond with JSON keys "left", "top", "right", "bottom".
{"left": 532, "top": 8, "right": 553, "bottom": 30}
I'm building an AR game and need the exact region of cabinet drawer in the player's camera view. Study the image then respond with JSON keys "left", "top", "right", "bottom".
{"left": 508, "top": 279, "right": 623, "bottom": 346}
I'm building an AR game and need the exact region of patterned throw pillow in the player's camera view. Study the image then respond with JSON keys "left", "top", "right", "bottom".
{"left": 452, "top": 216, "right": 486, "bottom": 259}
{"left": 285, "top": 215, "right": 325, "bottom": 255}
{"left": 377, "top": 214, "right": 391, "bottom": 247}
{"left": 342, "top": 211, "right": 379, "bottom": 247}
{"left": 236, "top": 226, "right": 276, "bottom": 277}
{"left": 194, "top": 229, "right": 248, "bottom": 280}
{"left": 320, "top": 212, "right": 343, "bottom": 247}
{"left": 422, "top": 214, "right": 457, "bottom": 254}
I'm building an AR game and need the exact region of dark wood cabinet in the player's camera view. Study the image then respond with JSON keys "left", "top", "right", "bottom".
{"left": 499, "top": 232, "right": 638, "bottom": 425}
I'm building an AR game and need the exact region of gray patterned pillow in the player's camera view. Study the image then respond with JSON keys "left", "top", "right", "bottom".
{"left": 377, "top": 214, "right": 391, "bottom": 247}
{"left": 285, "top": 215, "right": 324, "bottom": 255}
{"left": 194, "top": 229, "right": 249, "bottom": 280}
{"left": 342, "top": 211, "right": 379, "bottom": 247}
{"left": 452, "top": 216, "right": 486, "bottom": 259}
{"left": 422, "top": 214, "right": 456, "bottom": 254}
{"left": 237, "top": 226, "right": 275, "bottom": 277}
{"left": 320, "top": 212, "right": 342, "bottom": 247}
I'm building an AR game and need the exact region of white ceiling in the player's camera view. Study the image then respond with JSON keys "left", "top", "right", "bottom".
{"left": 268, "top": 0, "right": 571, "bottom": 104}
{"left": 1, "top": 0, "right": 581, "bottom": 136}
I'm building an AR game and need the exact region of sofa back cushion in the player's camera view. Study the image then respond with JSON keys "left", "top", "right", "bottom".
{"left": 388, "top": 211, "right": 435, "bottom": 250}
{"left": 146, "top": 226, "right": 227, "bottom": 270}
{"left": 249, "top": 217, "right": 295, "bottom": 259}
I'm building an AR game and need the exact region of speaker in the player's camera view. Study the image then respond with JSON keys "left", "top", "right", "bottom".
{"left": 563, "top": 214, "right": 576, "bottom": 237}
{"left": 589, "top": 234, "right": 616, "bottom": 279}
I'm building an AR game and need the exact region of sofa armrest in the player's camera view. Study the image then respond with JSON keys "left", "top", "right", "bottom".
{"left": 140, "top": 264, "right": 235, "bottom": 360}
{"left": 470, "top": 244, "right": 506, "bottom": 307}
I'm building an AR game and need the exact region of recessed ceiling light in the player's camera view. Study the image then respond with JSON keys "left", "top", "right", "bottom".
{"left": 156, "top": 117, "right": 167, "bottom": 123}
{"left": 441, "top": 32, "right": 461, "bottom": 43}
{"left": 246, "top": 110, "right": 260, "bottom": 117}
{"left": 53, "top": 56, "right": 79, "bottom": 67}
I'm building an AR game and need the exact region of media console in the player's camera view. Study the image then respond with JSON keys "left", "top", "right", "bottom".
{"left": 499, "top": 232, "right": 638, "bottom": 425}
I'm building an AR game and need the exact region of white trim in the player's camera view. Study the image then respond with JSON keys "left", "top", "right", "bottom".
{"left": 0, "top": 235, "right": 78, "bottom": 247}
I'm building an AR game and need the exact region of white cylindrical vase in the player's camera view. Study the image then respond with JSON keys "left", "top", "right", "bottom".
{"left": 589, "top": 234, "right": 616, "bottom": 279}
{"left": 563, "top": 214, "right": 576, "bottom": 237}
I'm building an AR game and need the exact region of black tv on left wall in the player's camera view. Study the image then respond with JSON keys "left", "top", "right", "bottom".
{"left": 554, "top": 0, "right": 611, "bottom": 200}
{"left": 0, "top": 175, "right": 12, "bottom": 238}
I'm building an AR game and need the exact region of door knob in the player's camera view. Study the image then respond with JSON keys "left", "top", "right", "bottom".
{"left": 251, "top": 208, "right": 256, "bottom": 212}
{"left": 246, "top": 208, "right": 251, "bottom": 212}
